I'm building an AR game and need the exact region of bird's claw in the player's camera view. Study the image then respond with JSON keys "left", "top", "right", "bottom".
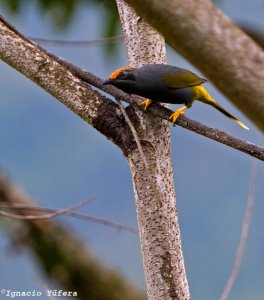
{"left": 141, "top": 99, "right": 152, "bottom": 111}
{"left": 169, "top": 110, "right": 185, "bottom": 125}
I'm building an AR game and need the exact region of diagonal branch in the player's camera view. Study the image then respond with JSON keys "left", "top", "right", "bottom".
{"left": 0, "top": 15, "right": 263, "bottom": 161}
{"left": 0, "top": 203, "right": 138, "bottom": 234}
{"left": 0, "top": 15, "right": 139, "bottom": 157}
{"left": 0, "top": 197, "right": 95, "bottom": 220}
{"left": 29, "top": 35, "right": 123, "bottom": 47}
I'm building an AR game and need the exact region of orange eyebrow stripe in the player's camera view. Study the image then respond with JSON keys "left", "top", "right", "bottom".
{"left": 109, "top": 66, "right": 134, "bottom": 79}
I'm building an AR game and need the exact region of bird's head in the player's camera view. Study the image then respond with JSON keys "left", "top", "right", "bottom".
{"left": 103, "top": 66, "right": 137, "bottom": 92}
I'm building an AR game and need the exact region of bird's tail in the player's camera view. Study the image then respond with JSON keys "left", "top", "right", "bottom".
{"left": 193, "top": 85, "right": 249, "bottom": 130}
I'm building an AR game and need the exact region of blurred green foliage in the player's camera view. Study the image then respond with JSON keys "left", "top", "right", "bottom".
{"left": 0, "top": 0, "right": 121, "bottom": 54}
{"left": 0, "top": 0, "right": 120, "bottom": 36}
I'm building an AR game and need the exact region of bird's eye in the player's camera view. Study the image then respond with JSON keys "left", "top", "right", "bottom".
{"left": 118, "top": 71, "right": 136, "bottom": 81}
{"left": 118, "top": 71, "right": 127, "bottom": 78}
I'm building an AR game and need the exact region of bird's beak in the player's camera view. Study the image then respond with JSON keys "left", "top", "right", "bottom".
{"left": 102, "top": 79, "right": 112, "bottom": 85}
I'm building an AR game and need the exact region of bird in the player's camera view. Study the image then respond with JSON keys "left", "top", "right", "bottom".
{"left": 103, "top": 64, "right": 249, "bottom": 130}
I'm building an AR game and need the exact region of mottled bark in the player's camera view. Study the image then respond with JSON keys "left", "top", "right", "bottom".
{"left": 0, "top": 25, "right": 97, "bottom": 124}
{"left": 116, "top": 1, "right": 190, "bottom": 299}
{"left": 0, "top": 17, "right": 138, "bottom": 156}
{"left": 123, "top": 0, "right": 264, "bottom": 132}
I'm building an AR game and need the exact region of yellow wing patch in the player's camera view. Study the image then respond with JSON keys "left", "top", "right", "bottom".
{"left": 162, "top": 69, "right": 207, "bottom": 88}
{"left": 109, "top": 66, "right": 134, "bottom": 79}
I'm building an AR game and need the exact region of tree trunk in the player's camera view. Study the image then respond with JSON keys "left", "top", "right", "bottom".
{"left": 116, "top": 1, "right": 190, "bottom": 299}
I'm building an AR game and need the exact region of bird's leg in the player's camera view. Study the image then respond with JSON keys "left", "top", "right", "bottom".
{"left": 141, "top": 99, "right": 153, "bottom": 111}
{"left": 169, "top": 105, "right": 188, "bottom": 124}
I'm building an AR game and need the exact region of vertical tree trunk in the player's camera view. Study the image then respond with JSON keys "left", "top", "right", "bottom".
{"left": 116, "top": 1, "right": 191, "bottom": 299}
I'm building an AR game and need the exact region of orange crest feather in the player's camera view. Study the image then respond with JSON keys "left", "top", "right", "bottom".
{"left": 109, "top": 66, "right": 134, "bottom": 79}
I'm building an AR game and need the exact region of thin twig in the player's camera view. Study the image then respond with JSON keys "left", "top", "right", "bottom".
{"left": 29, "top": 35, "right": 123, "bottom": 47}
{"left": 0, "top": 203, "right": 138, "bottom": 234}
{"left": 0, "top": 197, "right": 94, "bottom": 220}
{"left": 219, "top": 161, "right": 257, "bottom": 300}
{"left": 115, "top": 99, "right": 149, "bottom": 169}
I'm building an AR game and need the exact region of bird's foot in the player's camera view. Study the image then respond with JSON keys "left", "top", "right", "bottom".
{"left": 141, "top": 99, "right": 152, "bottom": 111}
{"left": 169, "top": 110, "right": 185, "bottom": 125}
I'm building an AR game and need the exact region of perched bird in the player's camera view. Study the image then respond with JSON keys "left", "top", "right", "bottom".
{"left": 103, "top": 64, "right": 249, "bottom": 130}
